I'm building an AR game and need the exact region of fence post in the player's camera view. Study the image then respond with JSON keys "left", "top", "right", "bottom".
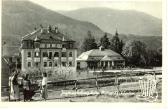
{"left": 96, "top": 78, "right": 99, "bottom": 90}
{"left": 115, "top": 74, "right": 120, "bottom": 97}
{"left": 75, "top": 80, "right": 78, "bottom": 92}
{"left": 153, "top": 71, "right": 156, "bottom": 80}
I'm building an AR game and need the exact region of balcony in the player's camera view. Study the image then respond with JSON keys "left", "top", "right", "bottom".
{"left": 62, "top": 48, "right": 66, "bottom": 52}
{"left": 68, "top": 57, "right": 73, "bottom": 60}
{"left": 34, "top": 57, "right": 40, "bottom": 62}
{"left": 27, "top": 57, "right": 32, "bottom": 61}
{"left": 61, "top": 57, "right": 67, "bottom": 61}
{"left": 54, "top": 57, "right": 59, "bottom": 60}
{"left": 43, "top": 57, "right": 48, "bottom": 61}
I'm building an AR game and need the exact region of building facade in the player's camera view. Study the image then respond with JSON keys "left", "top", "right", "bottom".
{"left": 20, "top": 26, "right": 77, "bottom": 74}
{"left": 77, "top": 46, "right": 125, "bottom": 70}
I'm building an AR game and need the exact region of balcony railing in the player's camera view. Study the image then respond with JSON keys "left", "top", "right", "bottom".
{"left": 54, "top": 57, "right": 59, "bottom": 60}
{"left": 43, "top": 57, "right": 48, "bottom": 61}
{"left": 34, "top": 57, "right": 40, "bottom": 62}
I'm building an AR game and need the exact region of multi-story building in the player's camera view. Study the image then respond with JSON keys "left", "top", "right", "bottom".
{"left": 20, "top": 25, "right": 77, "bottom": 74}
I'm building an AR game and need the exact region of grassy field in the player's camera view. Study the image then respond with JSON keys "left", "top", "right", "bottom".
{"left": 1, "top": 76, "right": 162, "bottom": 102}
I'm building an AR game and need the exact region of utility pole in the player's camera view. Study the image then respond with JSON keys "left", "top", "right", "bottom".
{"left": 2, "top": 41, "right": 6, "bottom": 56}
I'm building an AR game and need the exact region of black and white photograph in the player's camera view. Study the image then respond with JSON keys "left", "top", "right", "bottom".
{"left": 1, "top": 0, "right": 165, "bottom": 104}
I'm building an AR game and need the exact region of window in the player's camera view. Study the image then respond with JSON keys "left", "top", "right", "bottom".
{"left": 54, "top": 62, "right": 58, "bottom": 67}
{"left": 43, "top": 52, "right": 48, "bottom": 57}
{"left": 54, "top": 52, "right": 59, "bottom": 57}
{"left": 69, "top": 43, "right": 73, "bottom": 48}
{"left": 62, "top": 52, "right": 66, "bottom": 57}
{"left": 62, "top": 44, "right": 65, "bottom": 48}
{"left": 35, "top": 62, "right": 39, "bottom": 67}
{"left": 52, "top": 44, "right": 56, "bottom": 48}
{"left": 34, "top": 42, "right": 40, "bottom": 48}
{"left": 49, "top": 52, "right": 52, "bottom": 59}
{"left": 27, "top": 40, "right": 33, "bottom": 48}
{"left": 28, "top": 62, "right": 31, "bottom": 67}
{"left": 69, "top": 52, "right": 72, "bottom": 57}
{"left": 27, "top": 52, "right": 31, "bottom": 57}
{"left": 44, "top": 62, "right": 47, "bottom": 67}
{"left": 40, "top": 44, "right": 45, "bottom": 48}
{"left": 34, "top": 52, "right": 39, "bottom": 57}
{"left": 69, "top": 62, "right": 72, "bottom": 66}
{"left": 62, "top": 62, "right": 66, "bottom": 67}
{"left": 49, "top": 62, "right": 52, "bottom": 67}
{"left": 57, "top": 44, "right": 62, "bottom": 48}
{"left": 47, "top": 44, "right": 50, "bottom": 48}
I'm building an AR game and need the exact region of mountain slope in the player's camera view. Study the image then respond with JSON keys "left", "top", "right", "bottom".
{"left": 2, "top": 1, "right": 161, "bottom": 56}
{"left": 60, "top": 7, "right": 162, "bottom": 36}
{"left": 2, "top": 0, "right": 104, "bottom": 47}
{"left": 118, "top": 34, "right": 162, "bottom": 50}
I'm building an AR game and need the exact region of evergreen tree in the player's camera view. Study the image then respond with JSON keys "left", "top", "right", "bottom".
{"left": 110, "top": 30, "right": 123, "bottom": 54}
{"left": 145, "top": 48, "right": 162, "bottom": 67}
{"left": 81, "top": 31, "right": 98, "bottom": 52}
{"left": 122, "top": 40, "right": 147, "bottom": 67}
{"left": 99, "top": 33, "right": 110, "bottom": 49}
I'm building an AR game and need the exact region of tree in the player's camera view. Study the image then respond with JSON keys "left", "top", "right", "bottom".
{"left": 122, "top": 40, "right": 147, "bottom": 67}
{"left": 99, "top": 33, "right": 110, "bottom": 49}
{"left": 110, "top": 31, "right": 123, "bottom": 54}
{"left": 145, "top": 48, "right": 162, "bottom": 67}
{"left": 157, "top": 47, "right": 162, "bottom": 66}
{"left": 81, "top": 31, "right": 98, "bottom": 52}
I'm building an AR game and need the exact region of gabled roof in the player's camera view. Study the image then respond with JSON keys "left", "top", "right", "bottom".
{"left": 81, "top": 49, "right": 121, "bottom": 57}
{"left": 77, "top": 49, "right": 124, "bottom": 61}
{"left": 77, "top": 50, "right": 92, "bottom": 61}
{"left": 22, "top": 28, "right": 74, "bottom": 42}
{"left": 101, "top": 55, "right": 112, "bottom": 61}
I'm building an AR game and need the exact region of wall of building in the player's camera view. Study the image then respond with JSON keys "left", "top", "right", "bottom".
{"left": 78, "top": 61, "right": 88, "bottom": 69}
{"left": 21, "top": 48, "right": 77, "bottom": 73}
{"left": 77, "top": 60, "right": 125, "bottom": 70}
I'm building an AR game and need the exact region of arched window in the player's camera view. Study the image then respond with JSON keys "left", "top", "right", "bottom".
{"left": 69, "top": 52, "right": 72, "bottom": 57}
{"left": 62, "top": 52, "right": 66, "bottom": 57}
{"left": 43, "top": 52, "right": 48, "bottom": 57}
{"left": 54, "top": 52, "right": 59, "bottom": 57}
{"left": 27, "top": 52, "right": 31, "bottom": 57}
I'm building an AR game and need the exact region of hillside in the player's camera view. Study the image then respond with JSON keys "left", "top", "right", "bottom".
{"left": 60, "top": 7, "right": 162, "bottom": 36}
{"left": 118, "top": 34, "right": 162, "bottom": 50}
{"left": 2, "top": 0, "right": 161, "bottom": 56}
{"left": 2, "top": 0, "right": 104, "bottom": 48}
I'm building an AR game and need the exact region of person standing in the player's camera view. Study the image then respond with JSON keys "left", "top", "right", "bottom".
{"left": 23, "top": 74, "right": 31, "bottom": 101}
{"left": 11, "top": 70, "right": 20, "bottom": 101}
{"left": 41, "top": 72, "right": 48, "bottom": 101}
{"left": 9, "top": 72, "right": 15, "bottom": 101}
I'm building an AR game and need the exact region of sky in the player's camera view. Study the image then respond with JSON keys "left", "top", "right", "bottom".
{"left": 29, "top": 0, "right": 162, "bottom": 19}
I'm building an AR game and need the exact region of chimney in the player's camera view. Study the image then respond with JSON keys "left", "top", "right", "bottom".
{"left": 62, "top": 36, "right": 65, "bottom": 41}
{"left": 99, "top": 46, "right": 104, "bottom": 51}
{"left": 55, "top": 26, "right": 58, "bottom": 33}
{"left": 40, "top": 24, "right": 43, "bottom": 33}
{"left": 115, "top": 29, "right": 118, "bottom": 36}
{"left": 47, "top": 25, "right": 52, "bottom": 33}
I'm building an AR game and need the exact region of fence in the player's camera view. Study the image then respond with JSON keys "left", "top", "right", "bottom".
{"left": 2, "top": 70, "right": 162, "bottom": 101}
{"left": 46, "top": 71, "right": 161, "bottom": 93}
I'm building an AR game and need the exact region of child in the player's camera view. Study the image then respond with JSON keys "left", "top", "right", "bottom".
{"left": 41, "top": 72, "right": 48, "bottom": 101}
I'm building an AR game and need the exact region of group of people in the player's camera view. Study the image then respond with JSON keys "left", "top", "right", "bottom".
{"left": 8, "top": 70, "right": 48, "bottom": 102}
